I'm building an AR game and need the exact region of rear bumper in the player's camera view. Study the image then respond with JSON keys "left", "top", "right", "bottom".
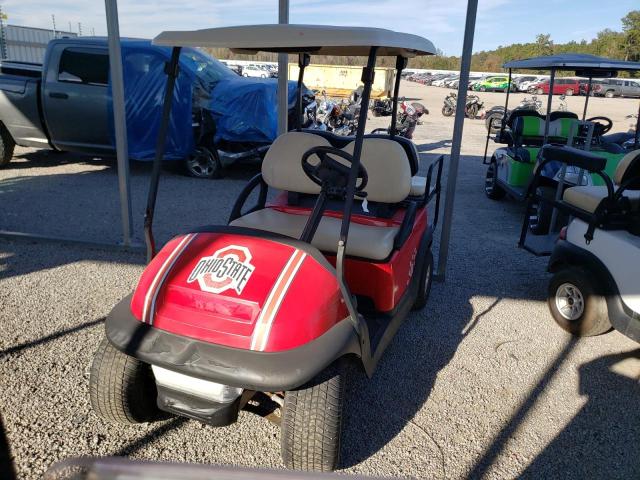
{"left": 105, "top": 296, "right": 359, "bottom": 392}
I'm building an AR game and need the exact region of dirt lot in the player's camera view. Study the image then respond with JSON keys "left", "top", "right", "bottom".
{"left": 0, "top": 82, "right": 639, "bottom": 479}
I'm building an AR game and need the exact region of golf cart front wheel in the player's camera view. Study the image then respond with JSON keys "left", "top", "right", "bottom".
{"left": 413, "top": 249, "right": 433, "bottom": 310}
{"left": 547, "top": 267, "right": 611, "bottom": 336}
{"left": 89, "top": 337, "right": 162, "bottom": 424}
{"left": 281, "top": 362, "right": 346, "bottom": 472}
{"left": 185, "top": 147, "right": 223, "bottom": 179}
{"left": 485, "top": 161, "right": 506, "bottom": 200}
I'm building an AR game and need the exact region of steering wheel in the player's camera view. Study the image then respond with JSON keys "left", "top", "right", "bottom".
{"left": 586, "top": 116, "right": 613, "bottom": 135}
{"left": 301, "top": 146, "right": 368, "bottom": 194}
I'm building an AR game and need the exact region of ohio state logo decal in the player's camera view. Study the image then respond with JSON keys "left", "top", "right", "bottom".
{"left": 187, "top": 245, "right": 255, "bottom": 294}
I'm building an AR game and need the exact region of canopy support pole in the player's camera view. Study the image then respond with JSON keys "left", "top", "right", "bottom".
{"left": 144, "top": 47, "right": 181, "bottom": 262}
{"left": 390, "top": 56, "right": 407, "bottom": 137}
{"left": 501, "top": 69, "right": 512, "bottom": 132}
{"left": 277, "top": 0, "right": 289, "bottom": 136}
{"left": 105, "top": 0, "right": 133, "bottom": 247}
{"left": 582, "top": 76, "right": 592, "bottom": 120}
{"left": 295, "top": 53, "right": 310, "bottom": 131}
{"left": 543, "top": 69, "right": 556, "bottom": 144}
{"left": 436, "top": 0, "right": 478, "bottom": 281}
{"left": 635, "top": 101, "right": 640, "bottom": 149}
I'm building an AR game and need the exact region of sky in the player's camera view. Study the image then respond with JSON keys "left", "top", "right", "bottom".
{"left": 1, "top": 0, "right": 638, "bottom": 55}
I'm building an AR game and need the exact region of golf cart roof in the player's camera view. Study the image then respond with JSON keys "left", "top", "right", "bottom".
{"left": 153, "top": 24, "right": 436, "bottom": 57}
{"left": 503, "top": 54, "right": 640, "bottom": 77}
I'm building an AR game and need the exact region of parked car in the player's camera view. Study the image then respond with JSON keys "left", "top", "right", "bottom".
{"left": 593, "top": 78, "right": 640, "bottom": 98}
{"left": 473, "top": 76, "right": 514, "bottom": 92}
{"left": 242, "top": 64, "right": 268, "bottom": 78}
{"left": 530, "top": 77, "right": 580, "bottom": 96}
{"left": 515, "top": 75, "right": 544, "bottom": 92}
{"left": 0, "top": 38, "right": 307, "bottom": 178}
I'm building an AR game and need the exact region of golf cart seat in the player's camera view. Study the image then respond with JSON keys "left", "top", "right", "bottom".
{"left": 512, "top": 116, "right": 579, "bottom": 148}
{"left": 563, "top": 149, "right": 640, "bottom": 213}
{"left": 230, "top": 132, "right": 413, "bottom": 260}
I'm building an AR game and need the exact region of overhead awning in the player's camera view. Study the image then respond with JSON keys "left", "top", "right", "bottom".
{"left": 153, "top": 24, "right": 436, "bottom": 58}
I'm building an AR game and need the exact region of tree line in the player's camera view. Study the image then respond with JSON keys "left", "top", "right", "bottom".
{"left": 206, "top": 9, "right": 640, "bottom": 76}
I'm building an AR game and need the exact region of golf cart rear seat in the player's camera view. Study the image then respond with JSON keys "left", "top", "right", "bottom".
{"left": 563, "top": 149, "right": 640, "bottom": 213}
{"left": 230, "top": 132, "right": 414, "bottom": 260}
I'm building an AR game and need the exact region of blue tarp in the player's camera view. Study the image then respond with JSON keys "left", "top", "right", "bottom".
{"left": 108, "top": 41, "right": 195, "bottom": 161}
{"left": 208, "top": 77, "right": 299, "bottom": 144}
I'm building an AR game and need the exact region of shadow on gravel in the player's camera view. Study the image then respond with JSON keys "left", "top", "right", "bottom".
{"left": 113, "top": 417, "right": 188, "bottom": 457}
{"left": 0, "top": 317, "right": 105, "bottom": 359}
{"left": 416, "top": 140, "right": 452, "bottom": 153}
{"left": 519, "top": 348, "right": 640, "bottom": 479}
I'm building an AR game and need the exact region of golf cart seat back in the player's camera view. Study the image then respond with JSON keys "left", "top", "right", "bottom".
{"left": 303, "top": 129, "right": 420, "bottom": 176}
{"left": 513, "top": 116, "right": 579, "bottom": 147}
{"left": 261, "top": 132, "right": 412, "bottom": 203}
{"left": 563, "top": 149, "right": 640, "bottom": 213}
{"left": 505, "top": 109, "right": 544, "bottom": 130}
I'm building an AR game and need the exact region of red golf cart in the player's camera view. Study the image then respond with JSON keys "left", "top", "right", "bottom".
{"left": 89, "top": 24, "right": 442, "bottom": 471}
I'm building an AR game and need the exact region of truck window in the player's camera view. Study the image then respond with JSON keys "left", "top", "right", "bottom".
{"left": 58, "top": 48, "right": 109, "bottom": 86}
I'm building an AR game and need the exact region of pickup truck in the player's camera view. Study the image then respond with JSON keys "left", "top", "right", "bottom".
{"left": 0, "top": 38, "right": 305, "bottom": 178}
{"left": 593, "top": 78, "right": 640, "bottom": 98}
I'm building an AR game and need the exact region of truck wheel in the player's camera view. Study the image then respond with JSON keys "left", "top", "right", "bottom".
{"left": 185, "top": 147, "right": 223, "bottom": 179}
{"left": 604, "top": 90, "right": 614, "bottom": 99}
{"left": 281, "top": 362, "right": 345, "bottom": 472}
{"left": 89, "top": 337, "right": 162, "bottom": 424}
{"left": 0, "top": 124, "right": 15, "bottom": 168}
{"left": 485, "top": 160, "right": 506, "bottom": 200}
{"left": 412, "top": 249, "right": 433, "bottom": 310}
{"left": 548, "top": 267, "right": 611, "bottom": 336}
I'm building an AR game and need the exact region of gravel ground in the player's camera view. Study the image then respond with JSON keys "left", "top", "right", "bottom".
{"left": 1, "top": 83, "right": 639, "bottom": 479}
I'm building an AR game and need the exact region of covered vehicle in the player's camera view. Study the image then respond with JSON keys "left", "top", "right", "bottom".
{"left": 89, "top": 24, "right": 442, "bottom": 472}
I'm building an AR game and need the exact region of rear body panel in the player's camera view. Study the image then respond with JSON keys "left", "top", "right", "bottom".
{"left": 0, "top": 75, "right": 49, "bottom": 148}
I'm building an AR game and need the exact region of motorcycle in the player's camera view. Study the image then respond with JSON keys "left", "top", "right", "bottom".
{"left": 323, "top": 97, "right": 359, "bottom": 136}
{"left": 371, "top": 100, "right": 428, "bottom": 139}
{"left": 441, "top": 92, "right": 484, "bottom": 118}
{"left": 370, "top": 97, "right": 394, "bottom": 117}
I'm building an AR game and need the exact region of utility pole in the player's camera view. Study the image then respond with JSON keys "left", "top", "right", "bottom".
{"left": 51, "top": 14, "right": 57, "bottom": 38}
{"left": 78, "top": 22, "right": 82, "bottom": 36}
{"left": 91, "top": 27, "right": 95, "bottom": 36}
{"left": 68, "top": 21, "right": 72, "bottom": 33}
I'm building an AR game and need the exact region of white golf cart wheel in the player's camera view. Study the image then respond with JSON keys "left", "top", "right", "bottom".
{"left": 485, "top": 160, "right": 506, "bottom": 200}
{"left": 281, "top": 363, "right": 345, "bottom": 472}
{"left": 89, "top": 337, "right": 163, "bottom": 424}
{"left": 185, "top": 147, "right": 223, "bottom": 179}
{"left": 547, "top": 267, "right": 611, "bottom": 336}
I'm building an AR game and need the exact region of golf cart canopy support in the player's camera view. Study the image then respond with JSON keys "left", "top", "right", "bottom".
{"left": 153, "top": 24, "right": 436, "bottom": 57}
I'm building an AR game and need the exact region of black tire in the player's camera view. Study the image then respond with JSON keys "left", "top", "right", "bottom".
{"left": 89, "top": 337, "right": 162, "bottom": 424}
{"left": 485, "top": 160, "right": 506, "bottom": 200}
{"left": 529, "top": 186, "right": 568, "bottom": 235}
{"left": 441, "top": 105, "right": 454, "bottom": 117}
{"left": 547, "top": 267, "right": 611, "bottom": 336}
{"left": 485, "top": 111, "right": 504, "bottom": 132}
{"left": 412, "top": 249, "right": 433, "bottom": 310}
{"left": 185, "top": 147, "right": 223, "bottom": 179}
{"left": 565, "top": 88, "right": 574, "bottom": 96}
{"left": 465, "top": 105, "right": 478, "bottom": 119}
{"left": 0, "top": 124, "right": 15, "bottom": 168}
{"left": 281, "top": 363, "right": 346, "bottom": 472}
{"left": 604, "top": 90, "right": 614, "bottom": 99}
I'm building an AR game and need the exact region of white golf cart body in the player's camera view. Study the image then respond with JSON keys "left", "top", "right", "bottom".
{"left": 566, "top": 219, "right": 640, "bottom": 314}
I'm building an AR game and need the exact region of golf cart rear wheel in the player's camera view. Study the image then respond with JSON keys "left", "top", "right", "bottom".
{"left": 89, "top": 337, "right": 162, "bottom": 424}
{"left": 413, "top": 249, "right": 434, "bottom": 310}
{"left": 485, "top": 161, "right": 506, "bottom": 200}
{"left": 185, "top": 146, "right": 223, "bottom": 179}
{"left": 281, "top": 362, "right": 346, "bottom": 472}
{"left": 547, "top": 267, "right": 611, "bottom": 336}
